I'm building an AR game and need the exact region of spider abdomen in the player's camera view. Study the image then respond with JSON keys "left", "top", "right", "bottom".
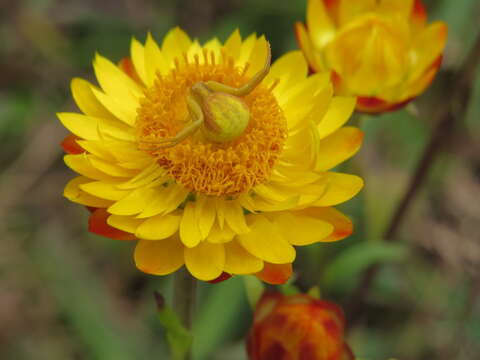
{"left": 202, "top": 92, "right": 250, "bottom": 143}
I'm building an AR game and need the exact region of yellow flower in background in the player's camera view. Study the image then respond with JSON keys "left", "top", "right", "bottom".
{"left": 59, "top": 27, "right": 363, "bottom": 283}
{"left": 296, "top": 0, "right": 447, "bottom": 113}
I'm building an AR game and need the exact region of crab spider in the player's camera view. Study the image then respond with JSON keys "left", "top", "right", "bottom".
{"left": 139, "top": 42, "right": 272, "bottom": 149}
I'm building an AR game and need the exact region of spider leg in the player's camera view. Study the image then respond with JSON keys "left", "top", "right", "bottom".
{"left": 138, "top": 95, "right": 204, "bottom": 150}
{"left": 205, "top": 41, "right": 271, "bottom": 97}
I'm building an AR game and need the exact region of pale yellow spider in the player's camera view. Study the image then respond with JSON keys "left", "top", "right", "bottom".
{"left": 139, "top": 42, "right": 272, "bottom": 149}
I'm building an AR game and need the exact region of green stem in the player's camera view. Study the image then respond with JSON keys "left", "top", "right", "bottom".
{"left": 173, "top": 268, "right": 197, "bottom": 360}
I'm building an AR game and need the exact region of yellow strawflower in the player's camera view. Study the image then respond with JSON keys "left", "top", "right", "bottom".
{"left": 59, "top": 28, "right": 363, "bottom": 283}
{"left": 296, "top": 0, "right": 447, "bottom": 113}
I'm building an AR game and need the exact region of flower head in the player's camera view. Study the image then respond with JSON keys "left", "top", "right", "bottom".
{"left": 247, "top": 292, "right": 354, "bottom": 360}
{"left": 59, "top": 27, "right": 363, "bottom": 282}
{"left": 296, "top": 0, "right": 448, "bottom": 113}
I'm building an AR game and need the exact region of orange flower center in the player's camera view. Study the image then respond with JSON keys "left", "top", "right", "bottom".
{"left": 136, "top": 51, "right": 287, "bottom": 196}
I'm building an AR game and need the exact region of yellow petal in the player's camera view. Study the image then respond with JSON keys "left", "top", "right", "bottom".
{"left": 409, "top": 22, "right": 447, "bottom": 82}
{"left": 134, "top": 237, "right": 184, "bottom": 275}
{"left": 57, "top": 113, "right": 135, "bottom": 142}
{"left": 377, "top": 0, "right": 414, "bottom": 19}
{"left": 80, "top": 180, "right": 128, "bottom": 201}
{"left": 307, "top": 0, "right": 336, "bottom": 48}
{"left": 317, "top": 96, "right": 356, "bottom": 139}
{"left": 296, "top": 207, "right": 353, "bottom": 242}
{"left": 107, "top": 214, "right": 143, "bottom": 233}
{"left": 106, "top": 142, "right": 153, "bottom": 167}
{"left": 70, "top": 78, "right": 116, "bottom": 120}
{"left": 269, "top": 165, "right": 323, "bottom": 188}
{"left": 305, "top": 85, "right": 334, "bottom": 127}
{"left": 107, "top": 187, "right": 155, "bottom": 216}
{"left": 238, "top": 215, "right": 295, "bottom": 264}
{"left": 135, "top": 213, "right": 181, "bottom": 240}
{"left": 91, "top": 86, "right": 138, "bottom": 127}
{"left": 254, "top": 183, "right": 291, "bottom": 203}
{"left": 179, "top": 202, "right": 202, "bottom": 248}
{"left": 266, "top": 51, "right": 308, "bottom": 96}
{"left": 64, "top": 176, "right": 113, "bottom": 207}
{"left": 236, "top": 33, "right": 257, "bottom": 68}
{"left": 224, "top": 241, "right": 264, "bottom": 274}
{"left": 58, "top": 112, "right": 99, "bottom": 141}
{"left": 93, "top": 53, "right": 142, "bottom": 104}
{"left": 295, "top": 22, "right": 326, "bottom": 72}
{"left": 325, "top": 15, "right": 408, "bottom": 94}
{"left": 137, "top": 185, "right": 188, "bottom": 218}
{"left": 186, "top": 40, "right": 204, "bottom": 64}
{"left": 206, "top": 222, "right": 236, "bottom": 244}
{"left": 115, "top": 162, "right": 164, "bottom": 189}
{"left": 76, "top": 140, "right": 115, "bottom": 161}
{"left": 223, "top": 200, "right": 250, "bottom": 234}
{"left": 130, "top": 37, "right": 148, "bottom": 86}
{"left": 273, "top": 212, "right": 334, "bottom": 246}
{"left": 64, "top": 154, "right": 117, "bottom": 181}
{"left": 184, "top": 242, "right": 225, "bottom": 281}
{"left": 404, "top": 60, "right": 438, "bottom": 99}
{"left": 241, "top": 194, "right": 300, "bottom": 213}
{"left": 314, "top": 172, "right": 364, "bottom": 206}
{"left": 161, "top": 27, "right": 192, "bottom": 64}
{"left": 215, "top": 197, "right": 226, "bottom": 229}
{"left": 224, "top": 29, "right": 242, "bottom": 60}
{"left": 282, "top": 124, "right": 319, "bottom": 170}
{"left": 338, "top": 0, "right": 376, "bottom": 25}
{"left": 316, "top": 126, "right": 364, "bottom": 171}
{"left": 144, "top": 32, "right": 170, "bottom": 86}
{"left": 281, "top": 73, "right": 331, "bottom": 129}
{"left": 87, "top": 156, "right": 138, "bottom": 178}
{"left": 195, "top": 195, "right": 216, "bottom": 239}
{"left": 134, "top": 188, "right": 170, "bottom": 218}
{"left": 203, "top": 38, "right": 222, "bottom": 63}
{"left": 245, "top": 35, "right": 269, "bottom": 77}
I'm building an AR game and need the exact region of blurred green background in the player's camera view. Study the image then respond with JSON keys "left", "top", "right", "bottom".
{"left": 1, "top": 0, "right": 479, "bottom": 359}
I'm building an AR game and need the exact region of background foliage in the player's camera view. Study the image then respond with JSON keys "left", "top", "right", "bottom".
{"left": 0, "top": 1, "right": 479, "bottom": 359}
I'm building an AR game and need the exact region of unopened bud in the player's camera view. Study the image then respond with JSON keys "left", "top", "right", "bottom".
{"left": 247, "top": 292, "right": 354, "bottom": 360}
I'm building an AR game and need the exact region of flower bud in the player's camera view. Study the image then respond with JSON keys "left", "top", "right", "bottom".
{"left": 247, "top": 292, "right": 354, "bottom": 360}
{"left": 296, "top": 0, "right": 447, "bottom": 113}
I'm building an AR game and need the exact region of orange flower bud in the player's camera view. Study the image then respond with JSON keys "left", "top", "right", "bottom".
{"left": 247, "top": 292, "right": 354, "bottom": 360}
{"left": 296, "top": 0, "right": 447, "bottom": 113}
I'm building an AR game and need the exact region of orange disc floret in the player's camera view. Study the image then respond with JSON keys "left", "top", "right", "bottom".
{"left": 136, "top": 51, "right": 287, "bottom": 196}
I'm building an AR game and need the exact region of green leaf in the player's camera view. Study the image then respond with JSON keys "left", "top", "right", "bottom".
{"left": 279, "top": 283, "right": 300, "bottom": 296}
{"left": 322, "top": 242, "right": 408, "bottom": 291}
{"left": 157, "top": 300, "right": 193, "bottom": 360}
{"left": 243, "top": 275, "right": 265, "bottom": 308}
{"left": 307, "top": 286, "right": 321, "bottom": 299}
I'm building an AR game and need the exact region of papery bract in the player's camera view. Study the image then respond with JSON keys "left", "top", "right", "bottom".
{"left": 296, "top": 0, "right": 447, "bottom": 113}
{"left": 247, "top": 292, "right": 354, "bottom": 360}
{"left": 59, "top": 27, "right": 363, "bottom": 283}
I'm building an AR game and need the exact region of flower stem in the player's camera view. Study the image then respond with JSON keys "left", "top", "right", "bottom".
{"left": 346, "top": 31, "right": 480, "bottom": 328}
{"left": 173, "top": 268, "right": 197, "bottom": 360}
